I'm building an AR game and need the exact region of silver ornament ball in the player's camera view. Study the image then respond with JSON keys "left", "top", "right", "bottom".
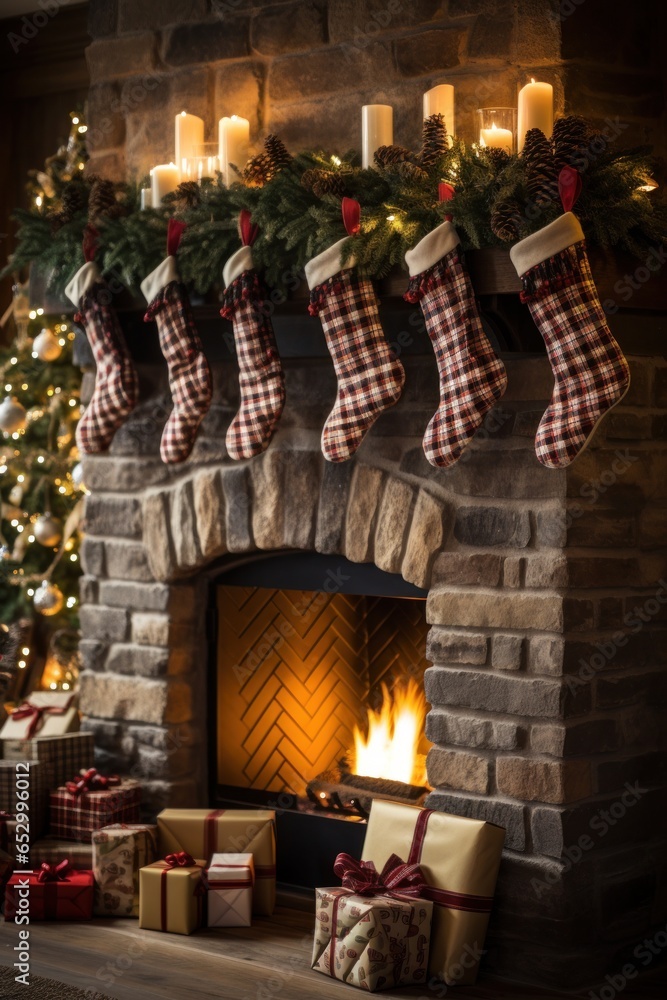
{"left": 33, "top": 327, "right": 62, "bottom": 362}
{"left": 0, "top": 396, "right": 27, "bottom": 434}
{"left": 34, "top": 513, "right": 63, "bottom": 548}
{"left": 33, "top": 580, "right": 64, "bottom": 616}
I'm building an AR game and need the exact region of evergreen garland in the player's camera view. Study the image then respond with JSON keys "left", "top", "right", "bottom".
{"left": 3, "top": 117, "right": 665, "bottom": 298}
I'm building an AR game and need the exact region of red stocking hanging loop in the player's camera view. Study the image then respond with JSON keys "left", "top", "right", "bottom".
{"left": 438, "top": 182, "right": 455, "bottom": 223}
{"left": 82, "top": 224, "right": 99, "bottom": 264}
{"left": 342, "top": 197, "right": 361, "bottom": 236}
{"left": 558, "top": 166, "right": 582, "bottom": 213}
{"left": 167, "top": 218, "right": 187, "bottom": 257}
{"left": 238, "top": 209, "right": 259, "bottom": 247}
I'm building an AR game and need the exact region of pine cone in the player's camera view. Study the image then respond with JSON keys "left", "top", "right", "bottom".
{"left": 522, "top": 128, "right": 559, "bottom": 205}
{"left": 48, "top": 181, "right": 88, "bottom": 230}
{"left": 419, "top": 113, "right": 448, "bottom": 170}
{"left": 300, "top": 168, "right": 345, "bottom": 198}
{"left": 88, "top": 177, "right": 123, "bottom": 222}
{"left": 374, "top": 145, "right": 412, "bottom": 169}
{"left": 481, "top": 147, "right": 510, "bottom": 174}
{"left": 264, "top": 133, "right": 293, "bottom": 175}
{"left": 242, "top": 152, "right": 273, "bottom": 187}
{"left": 552, "top": 115, "right": 595, "bottom": 172}
{"left": 491, "top": 200, "right": 523, "bottom": 242}
{"left": 168, "top": 181, "right": 201, "bottom": 210}
{"left": 398, "top": 159, "right": 428, "bottom": 183}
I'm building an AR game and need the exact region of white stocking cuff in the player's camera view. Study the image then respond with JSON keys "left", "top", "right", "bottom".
{"left": 510, "top": 212, "right": 585, "bottom": 277}
{"left": 223, "top": 245, "right": 254, "bottom": 287}
{"left": 405, "top": 221, "right": 460, "bottom": 277}
{"left": 305, "top": 238, "right": 356, "bottom": 290}
{"left": 140, "top": 256, "right": 179, "bottom": 304}
{"left": 65, "top": 262, "right": 101, "bottom": 308}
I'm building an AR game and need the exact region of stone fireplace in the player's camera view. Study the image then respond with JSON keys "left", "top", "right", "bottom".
{"left": 71, "top": 0, "right": 667, "bottom": 989}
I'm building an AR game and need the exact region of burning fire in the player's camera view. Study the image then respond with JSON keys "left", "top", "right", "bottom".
{"left": 352, "top": 679, "right": 427, "bottom": 787}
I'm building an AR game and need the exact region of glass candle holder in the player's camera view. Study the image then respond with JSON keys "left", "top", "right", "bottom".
{"left": 476, "top": 108, "right": 516, "bottom": 154}
{"left": 182, "top": 143, "right": 220, "bottom": 183}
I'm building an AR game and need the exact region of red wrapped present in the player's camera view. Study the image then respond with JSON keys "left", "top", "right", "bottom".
{"left": 5, "top": 860, "right": 94, "bottom": 920}
{"left": 49, "top": 769, "right": 141, "bottom": 842}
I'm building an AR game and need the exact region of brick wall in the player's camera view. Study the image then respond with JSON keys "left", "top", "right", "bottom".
{"left": 85, "top": 0, "right": 566, "bottom": 180}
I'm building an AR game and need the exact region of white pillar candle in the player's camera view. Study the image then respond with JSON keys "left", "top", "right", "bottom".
{"left": 362, "top": 104, "right": 393, "bottom": 170}
{"left": 480, "top": 122, "right": 513, "bottom": 153}
{"left": 423, "top": 84, "right": 455, "bottom": 144}
{"left": 175, "top": 111, "right": 204, "bottom": 179}
{"left": 151, "top": 164, "right": 180, "bottom": 206}
{"left": 517, "top": 79, "right": 553, "bottom": 152}
{"left": 218, "top": 115, "right": 250, "bottom": 186}
{"left": 140, "top": 187, "right": 152, "bottom": 210}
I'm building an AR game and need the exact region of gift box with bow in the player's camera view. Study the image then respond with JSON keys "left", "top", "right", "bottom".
{"left": 207, "top": 852, "right": 254, "bottom": 928}
{"left": 139, "top": 851, "right": 207, "bottom": 935}
{"left": 31, "top": 836, "right": 93, "bottom": 870}
{"left": 0, "top": 760, "right": 51, "bottom": 842}
{"left": 1, "top": 732, "right": 94, "bottom": 791}
{"left": 157, "top": 808, "right": 275, "bottom": 915}
{"left": 312, "top": 852, "right": 432, "bottom": 992}
{"left": 0, "top": 691, "right": 79, "bottom": 741}
{"left": 93, "top": 823, "right": 158, "bottom": 917}
{"left": 361, "top": 800, "right": 505, "bottom": 985}
{"left": 49, "top": 769, "right": 141, "bottom": 842}
{"left": 4, "top": 860, "right": 94, "bottom": 921}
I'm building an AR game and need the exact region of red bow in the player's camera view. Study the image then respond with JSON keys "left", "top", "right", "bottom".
{"left": 164, "top": 851, "right": 196, "bottom": 869}
{"left": 11, "top": 699, "right": 71, "bottom": 739}
{"left": 37, "top": 859, "right": 71, "bottom": 883}
{"left": 333, "top": 852, "right": 427, "bottom": 900}
{"left": 66, "top": 768, "right": 120, "bottom": 797}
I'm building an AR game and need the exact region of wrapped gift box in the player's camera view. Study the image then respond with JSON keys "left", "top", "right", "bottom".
{"left": 0, "top": 692, "right": 79, "bottom": 741}
{"left": 50, "top": 773, "right": 141, "bottom": 842}
{"left": 1, "top": 732, "right": 94, "bottom": 790}
{"left": 157, "top": 809, "right": 275, "bottom": 915}
{"left": 5, "top": 864, "right": 94, "bottom": 920}
{"left": 31, "top": 837, "right": 93, "bottom": 870}
{"left": 312, "top": 887, "right": 432, "bottom": 991}
{"left": 362, "top": 800, "right": 505, "bottom": 985}
{"left": 139, "top": 855, "right": 206, "bottom": 935}
{"left": 0, "top": 848, "right": 12, "bottom": 888}
{"left": 0, "top": 760, "right": 51, "bottom": 843}
{"left": 93, "top": 823, "right": 158, "bottom": 917}
{"left": 207, "top": 852, "right": 254, "bottom": 928}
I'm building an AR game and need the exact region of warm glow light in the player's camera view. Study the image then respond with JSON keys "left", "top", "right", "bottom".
{"left": 386, "top": 214, "right": 395, "bottom": 221}
{"left": 21, "top": 647, "right": 29, "bottom": 655}
{"left": 18, "top": 661, "right": 26, "bottom": 669}
{"left": 37, "top": 308, "right": 44, "bottom": 316}
{"left": 637, "top": 177, "right": 659, "bottom": 192}
{"left": 29, "top": 310, "right": 36, "bottom": 320}
{"left": 27, "top": 588, "right": 34, "bottom": 596}
{"left": 352, "top": 678, "right": 427, "bottom": 786}
{"left": 16, "top": 474, "right": 24, "bottom": 483}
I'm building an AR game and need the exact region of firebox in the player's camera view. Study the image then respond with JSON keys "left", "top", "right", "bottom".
{"left": 209, "top": 552, "right": 431, "bottom": 891}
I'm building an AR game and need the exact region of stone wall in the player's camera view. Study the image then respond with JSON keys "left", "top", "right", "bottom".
{"left": 85, "top": 0, "right": 566, "bottom": 180}
{"left": 76, "top": 347, "right": 667, "bottom": 987}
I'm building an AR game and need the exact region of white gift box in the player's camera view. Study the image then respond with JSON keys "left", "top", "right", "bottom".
{"left": 0, "top": 691, "right": 79, "bottom": 742}
{"left": 207, "top": 852, "right": 254, "bottom": 928}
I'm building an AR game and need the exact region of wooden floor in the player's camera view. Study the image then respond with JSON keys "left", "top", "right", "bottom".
{"left": 1, "top": 908, "right": 666, "bottom": 1000}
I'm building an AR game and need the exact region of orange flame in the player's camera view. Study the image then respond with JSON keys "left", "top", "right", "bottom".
{"left": 352, "top": 678, "right": 427, "bottom": 786}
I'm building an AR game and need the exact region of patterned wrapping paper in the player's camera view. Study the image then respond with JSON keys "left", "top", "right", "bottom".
{"left": 157, "top": 808, "right": 275, "bottom": 915}
{"left": 207, "top": 852, "right": 254, "bottom": 928}
{"left": 312, "top": 887, "right": 432, "bottom": 991}
{"left": 31, "top": 837, "right": 93, "bottom": 870}
{"left": 50, "top": 779, "right": 141, "bottom": 842}
{"left": 5, "top": 867, "right": 94, "bottom": 921}
{"left": 361, "top": 800, "right": 505, "bottom": 986}
{"left": 0, "top": 760, "right": 51, "bottom": 843}
{"left": 0, "top": 691, "right": 79, "bottom": 740}
{"left": 1, "top": 732, "right": 94, "bottom": 790}
{"left": 92, "top": 823, "right": 158, "bottom": 917}
{"left": 138, "top": 857, "right": 207, "bottom": 935}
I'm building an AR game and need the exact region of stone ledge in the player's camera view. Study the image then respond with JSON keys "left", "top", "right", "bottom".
{"left": 80, "top": 672, "right": 192, "bottom": 726}
{"left": 427, "top": 588, "right": 563, "bottom": 632}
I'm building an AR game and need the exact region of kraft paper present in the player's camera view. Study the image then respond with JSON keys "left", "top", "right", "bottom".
{"left": 93, "top": 823, "right": 158, "bottom": 917}
{"left": 1, "top": 732, "right": 94, "bottom": 790}
{"left": 312, "top": 887, "right": 432, "bottom": 991}
{"left": 0, "top": 692, "right": 79, "bottom": 741}
{"left": 138, "top": 858, "right": 206, "bottom": 935}
{"left": 207, "top": 852, "right": 254, "bottom": 928}
{"left": 362, "top": 801, "right": 505, "bottom": 985}
{"left": 157, "top": 808, "right": 275, "bottom": 915}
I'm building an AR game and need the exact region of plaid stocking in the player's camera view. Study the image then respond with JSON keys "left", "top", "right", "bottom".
{"left": 405, "top": 221, "right": 507, "bottom": 468}
{"left": 141, "top": 256, "right": 212, "bottom": 464}
{"left": 306, "top": 238, "right": 405, "bottom": 463}
{"left": 221, "top": 245, "right": 285, "bottom": 460}
{"left": 65, "top": 262, "right": 139, "bottom": 454}
{"left": 510, "top": 212, "right": 630, "bottom": 468}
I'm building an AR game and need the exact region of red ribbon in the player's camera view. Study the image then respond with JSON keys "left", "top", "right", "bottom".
{"left": 37, "top": 859, "right": 72, "bottom": 920}
{"left": 11, "top": 698, "right": 71, "bottom": 739}
{"left": 82, "top": 223, "right": 99, "bottom": 263}
{"left": 438, "top": 182, "right": 455, "bottom": 223}
{"left": 342, "top": 197, "right": 361, "bottom": 236}
{"left": 407, "top": 809, "right": 494, "bottom": 914}
{"left": 0, "top": 811, "right": 13, "bottom": 853}
{"left": 66, "top": 768, "right": 121, "bottom": 797}
{"left": 160, "top": 852, "right": 202, "bottom": 931}
{"left": 205, "top": 809, "right": 225, "bottom": 859}
{"left": 559, "top": 166, "right": 582, "bottom": 213}
{"left": 334, "top": 852, "right": 427, "bottom": 900}
{"left": 167, "top": 218, "right": 187, "bottom": 257}
{"left": 164, "top": 851, "right": 196, "bottom": 869}
{"left": 238, "top": 209, "right": 259, "bottom": 247}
